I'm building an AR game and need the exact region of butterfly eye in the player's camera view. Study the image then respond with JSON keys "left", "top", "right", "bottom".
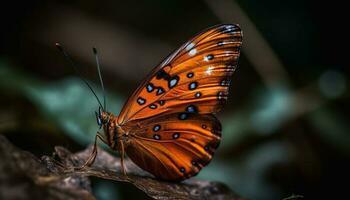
{"left": 95, "top": 111, "right": 102, "bottom": 128}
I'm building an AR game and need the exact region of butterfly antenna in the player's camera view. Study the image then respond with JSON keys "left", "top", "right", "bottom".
{"left": 55, "top": 42, "right": 104, "bottom": 109}
{"left": 92, "top": 47, "right": 106, "bottom": 111}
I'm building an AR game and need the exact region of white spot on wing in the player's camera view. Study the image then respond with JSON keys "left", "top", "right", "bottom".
{"left": 225, "top": 25, "right": 235, "bottom": 32}
{"left": 186, "top": 43, "right": 195, "bottom": 51}
{"left": 206, "top": 66, "right": 214, "bottom": 75}
{"left": 189, "top": 49, "right": 197, "bottom": 56}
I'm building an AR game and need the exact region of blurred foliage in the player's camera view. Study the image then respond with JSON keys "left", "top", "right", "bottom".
{"left": 308, "top": 107, "right": 350, "bottom": 154}
{"left": 0, "top": 61, "right": 124, "bottom": 146}
{"left": 1, "top": 0, "right": 349, "bottom": 199}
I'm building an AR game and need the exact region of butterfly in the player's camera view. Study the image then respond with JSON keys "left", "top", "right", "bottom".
{"left": 58, "top": 24, "right": 242, "bottom": 181}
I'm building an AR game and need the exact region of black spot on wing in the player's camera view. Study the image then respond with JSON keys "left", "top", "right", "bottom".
{"left": 206, "top": 54, "right": 214, "bottom": 61}
{"left": 187, "top": 72, "right": 194, "bottom": 78}
{"left": 168, "top": 75, "right": 179, "bottom": 89}
{"left": 180, "top": 167, "right": 185, "bottom": 173}
{"left": 153, "top": 125, "right": 161, "bottom": 132}
{"left": 149, "top": 104, "right": 157, "bottom": 109}
{"left": 146, "top": 83, "right": 154, "bottom": 92}
{"left": 195, "top": 92, "right": 201, "bottom": 98}
{"left": 189, "top": 82, "right": 198, "bottom": 90}
{"left": 153, "top": 134, "right": 161, "bottom": 140}
{"left": 156, "top": 69, "right": 171, "bottom": 80}
{"left": 158, "top": 100, "right": 165, "bottom": 106}
{"left": 186, "top": 105, "right": 198, "bottom": 113}
{"left": 172, "top": 132, "right": 180, "bottom": 139}
{"left": 178, "top": 113, "right": 188, "bottom": 120}
{"left": 137, "top": 97, "right": 146, "bottom": 105}
{"left": 156, "top": 87, "right": 165, "bottom": 95}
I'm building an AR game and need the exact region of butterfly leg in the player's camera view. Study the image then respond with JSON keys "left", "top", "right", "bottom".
{"left": 77, "top": 132, "right": 107, "bottom": 170}
{"left": 119, "top": 140, "right": 127, "bottom": 176}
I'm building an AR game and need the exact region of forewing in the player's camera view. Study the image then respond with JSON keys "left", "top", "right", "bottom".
{"left": 117, "top": 24, "right": 242, "bottom": 124}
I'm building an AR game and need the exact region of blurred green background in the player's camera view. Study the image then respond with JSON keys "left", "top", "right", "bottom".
{"left": 0, "top": 0, "right": 348, "bottom": 199}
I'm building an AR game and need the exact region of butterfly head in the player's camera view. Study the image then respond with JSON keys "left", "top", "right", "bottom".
{"left": 95, "top": 106, "right": 111, "bottom": 129}
{"left": 95, "top": 106, "right": 121, "bottom": 149}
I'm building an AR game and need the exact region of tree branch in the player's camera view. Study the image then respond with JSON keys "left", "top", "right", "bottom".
{"left": 0, "top": 135, "right": 244, "bottom": 200}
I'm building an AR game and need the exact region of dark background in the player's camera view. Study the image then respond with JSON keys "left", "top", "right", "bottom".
{"left": 0, "top": 0, "right": 349, "bottom": 199}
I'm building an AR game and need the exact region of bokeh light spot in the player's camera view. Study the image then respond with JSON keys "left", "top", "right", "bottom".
{"left": 319, "top": 70, "right": 346, "bottom": 98}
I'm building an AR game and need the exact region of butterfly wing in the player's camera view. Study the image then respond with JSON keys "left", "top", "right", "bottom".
{"left": 125, "top": 113, "right": 221, "bottom": 181}
{"left": 117, "top": 24, "right": 242, "bottom": 124}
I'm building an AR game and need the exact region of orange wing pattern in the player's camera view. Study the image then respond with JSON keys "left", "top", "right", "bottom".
{"left": 117, "top": 24, "right": 242, "bottom": 124}
{"left": 125, "top": 113, "right": 221, "bottom": 181}
{"left": 113, "top": 24, "right": 243, "bottom": 181}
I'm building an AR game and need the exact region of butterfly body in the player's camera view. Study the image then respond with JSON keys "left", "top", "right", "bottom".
{"left": 97, "top": 24, "right": 242, "bottom": 181}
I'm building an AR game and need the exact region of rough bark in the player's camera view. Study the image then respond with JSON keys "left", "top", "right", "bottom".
{"left": 0, "top": 135, "right": 244, "bottom": 200}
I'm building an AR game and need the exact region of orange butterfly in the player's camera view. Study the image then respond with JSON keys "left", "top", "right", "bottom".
{"left": 58, "top": 24, "right": 242, "bottom": 181}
